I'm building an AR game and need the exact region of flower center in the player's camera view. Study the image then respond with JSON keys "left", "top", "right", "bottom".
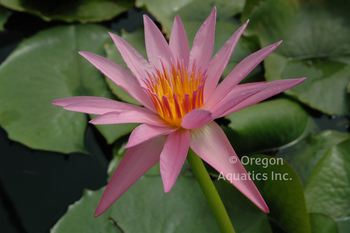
{"left": 144, "top": 60, "right": 205, "bottom": 127}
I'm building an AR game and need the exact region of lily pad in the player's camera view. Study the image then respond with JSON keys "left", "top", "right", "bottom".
{"left": 309, "top": 213, "right": 338, "bottom": 233}
{"left": 0, "top": 5, "right": 11, "bottom": 30}
{"left": 108, "top": 175, "right": 271, "bottom": 233}
{"left": 50, "top": 188, "right": 121, "bottom": 233}
{"left": 51, "top": 175, "right": 273, "bottom": 233}
{"left": 243, "top": 155, "right": 311, "bottom": 233}
{"left": 278, "top": 130, "right": 350, "bottom": 186}
{"left": 305, "top": 138, "right": 350, "bottom": 231}
{"left": 0, "top": 0, "right": 134, "bottom": 23}
{"left": 241, "top": 0, "right": 350, "bottom": 115}
{"left": 0, "top": 24, "right": 114, "bottom": 153}
{"left": 224, "top": 98, "right": 311, "bottom": 156}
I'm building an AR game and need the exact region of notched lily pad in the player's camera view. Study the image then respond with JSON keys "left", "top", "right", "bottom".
{"left": 50, "top": 187, "right": 121, "bottom": 233}
{"left": 243, "top": 155, "right": 311, "bottom": 233}
{"left": 242, "top": 0, "right": 350, "bottom": 115}
{"left": 305, "top": 138, "right": 350, "bottom": 231}
{"left": 0, "top": 24, "right": 113, "bottom": 153}
{"left": 278, "top": 130, "right": 350, "bottom": 186}
{"left": 224, "top": 98, "right": 310, "bottom": 156}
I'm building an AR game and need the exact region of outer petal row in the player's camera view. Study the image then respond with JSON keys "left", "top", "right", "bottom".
{"left": 53, "top": 96, "right": 148, "bottom": 115}
{"left": 160, "top": 129, "right": 190, "bottom": 193}
{"left": 205, "top": 41, "right": 282, "bottom": 108}
{"left": 219, "top": 78, "right": 307, "bottom": 117}
{"left": 89, "top": 110, "right": 169, "bottom": 127}
{"left": 190, "top": 121, "right": 269, "bottom": 213}
{"left": 94, "top": 136, "right": 167, "bottom": 216}
{"left": 79, "top": 51, "right": 155, "bottom": 112}
{"left": 125, "top": 124, "right": 178, "bottom": 148}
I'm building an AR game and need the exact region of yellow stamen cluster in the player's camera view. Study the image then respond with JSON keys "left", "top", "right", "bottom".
{"left": 144, "top": 60, "right": 205, "bottom": 127}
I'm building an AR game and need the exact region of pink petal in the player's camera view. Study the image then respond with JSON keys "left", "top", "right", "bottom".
{"left": 143, "top": 15, "right": 174, "bottom": 70}
{"left": 52, "top": 96, "right": 112, "bottom": 107}
{"left": 188, "top": 7, "right": 216, "bottom": 73}
{"left": 181, "top": 108, "right": 214, "bottom": 130}
{"left": 79, "top": 51, "right": 155, "bottom": 112}
{"left": 89, "top": 110, "right": 169, "bottom": 127}
{"left": 95, "top": 136, "right": 166, "bottom": 216}
{"left": 206, "top": 41, "right": 282, "bottom": 108}
{"left": 190, "top": 121, "right": 269, "bottom": 213}
{"left": 160, "top": 129, "right": 190, "bottom": 193}
{"left": 169, "top": 16, "right": 190, "bottom": 67}
{"left": 209, "top": 84, "right": 266, "bottom": 118}
{"left": 108, "top": 32, "right": 154, "bottom": 84}
{"left": 219, "top": 78, "right": 306, "bottom": 117}
{"left": 62, "top": 99, "right": 147, "bottom": 115}
{"left": 204, "top": 20, "right": 249, "bottom": 102}
{"left": 125, "top": 124, "right": 178, "bottom": 148}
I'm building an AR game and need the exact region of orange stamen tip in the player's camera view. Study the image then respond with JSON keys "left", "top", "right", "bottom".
{"left": 145, "top": 60, "right": 205, "bottom": 127}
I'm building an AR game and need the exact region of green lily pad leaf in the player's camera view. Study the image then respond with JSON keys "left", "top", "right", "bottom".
{"left": 50, "top": 188, "right": 121, "bottom": 233}
{"left": 104, "top": 28, "right": 147, "bottom": 105}
{"left": 0, "top": 0, "right": 134, "bottom": 23}
{"left": 241, "top": 0, "right": 350, "bottom": 115}
{"left": 309, "top": 213, "right": 338, "bottom": 233}
{"left": 0, "top": 5, "right": 11, "bottom": 30}
{"left": 278, "top": 130, "right": 350, "bottom": 187}
{"left": 243, "top": 155, "right": 311, "bottom": 233}
{"left": 305, "top": 138, "right": 350, "bottom": 230}
{"left": 109, "top": 175, "right": 271, "bottom": 233}
{"left": 0, "top": 24, "right": 114, "bottom": 154}
{"left": 336, "top": 218, "right": 350, "bottom": 233}
{"left": 224, "top": 98, "right": 311, "bottom": 156}
{"left": 51, "top": 175, "right": 272, "bottom": 232}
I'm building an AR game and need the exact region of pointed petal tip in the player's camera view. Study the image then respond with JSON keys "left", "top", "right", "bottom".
{"left": 94, "top": 206, "right": 104, "bottom": 217}
{"left": 51, "top": 100, "right": 60, "bottom": 106}
{"left": 143, "top": 14, "right": 152, "bottom": 23}
{"left": 163, "top": 185, "right": 171, "bottom": 193}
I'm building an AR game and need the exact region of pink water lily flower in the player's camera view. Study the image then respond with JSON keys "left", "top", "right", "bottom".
{"left": 53, "top": 8, "right": 305, "bottom": 216}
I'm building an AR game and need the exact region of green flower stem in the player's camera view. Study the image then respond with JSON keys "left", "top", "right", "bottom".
{"left": 187, "top": 149, "right": 236, "bottom": 233}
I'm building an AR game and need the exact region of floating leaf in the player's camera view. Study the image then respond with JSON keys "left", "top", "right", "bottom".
{"left": 224, "top": 98, "right": 311, "bottom": 156}
{"left": 0, "top": 0, "right": 134, "bottom": 23}
{"left": 243, "top": 155, "right": 311, "bottom": 233}
{"left": 109, "top": 175, "right": 271, "bottom": 233}
{"left": 305, "top": 138, "right": 350, "bottom": 231}
{"left": 50, "top": 188, "right": 121, "bottom": 233}
{"left": 242, "top": 0, "right": 350, "bottom": 115}
{"left": 0, "top": 25, "right": 113, "bottom": 153}
{"left": 51, "top": 175, "right": 272, "bottom": 232}
{"left": 278, "top": 130, "right": 350, "bottom": 186}
{"left": 309, "top": 213, "right": 338, "bottom": 233}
